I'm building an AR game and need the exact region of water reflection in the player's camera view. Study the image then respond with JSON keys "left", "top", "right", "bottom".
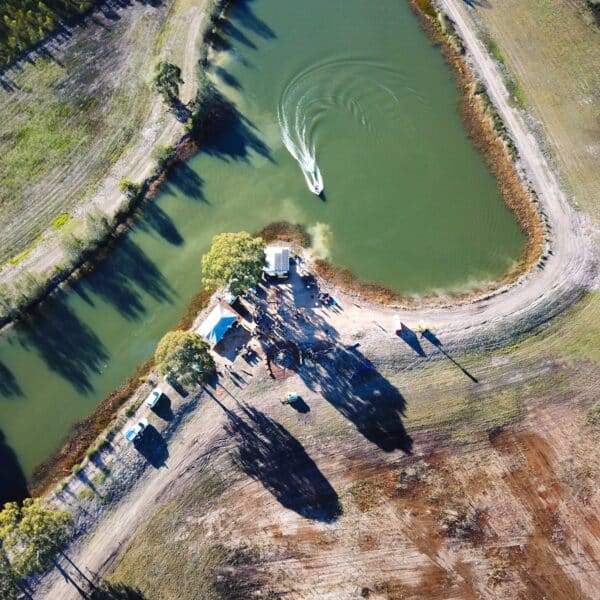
{"left": 0, "top": 429, "right": 28, "bottom": 506}
{"left": 73, "top": 237, "right": 176, "bottom": 322}
{"left": 16, "top": 293, "right": 108, "bottom": 394}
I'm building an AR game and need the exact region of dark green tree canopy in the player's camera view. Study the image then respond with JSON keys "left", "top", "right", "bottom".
{"left": 153, "top": 61, "right": 184, "bottom": 106}
{"left": 0, "top": 1, "right": 96, "bottom": 70}
{"left": 155, "top": 330, "right": 215, "bottom": 387}
{"left": 201, "top": 232, "right": 266, "bottom": 297}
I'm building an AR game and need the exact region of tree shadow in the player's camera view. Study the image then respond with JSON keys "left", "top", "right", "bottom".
{"left": 0, "top": 429, "right": 29, "bottom": 506}
{"left": 169, "top": 97, "right": 191, "bottom": 123}
{"left": 134, "top": 424, "right": 168, "bottom": 468}
{"left": 218, "top": 400, "right": 341, "bottom": 522}
{"left": 232, "top": 0, "right": 277, "bottom": 41}
{"left": 210, "top": 65, "right": 242, "bottom": 90}
{"left": 0, "top": 74, "right": 20, "bottom": 92}
{"left": 91, "top": 581, "right": 146, "bottom": 599}
{"left": 194, "top": 84, "right": 274, "bottom": 164}
{"left": 421, "top": 329, "right": 479, "bottom": 383}
{"left": 73, "top": 236, "right": 175, "bottom": 321}
{"left": 169, "top": 162, "right": 207, "bottom": 201}
{"left": 207, "top": 25, "right": 232, "bottom": 51}
{"left": 16, "top": 293, "right": 109, "bottom": 394}
{"left": 462, "top": 0, "right": 491, "bottom": 8}
{"left": 135, "top": 202, "right": 184, "bottom": 245}
{"left": 0, "top": 360, "right": 22, "bottom": 398}
{"left": 300, "top": 340, "right": 413, "bottom": 454}
{"left": 75, "top": 468, "right": 102, "bottom": 497}
{"left": 219, "top": 19, "right": 257, "bottom": 50}
{"left": 90, "top": 449, "right": 111, "bottom": 474}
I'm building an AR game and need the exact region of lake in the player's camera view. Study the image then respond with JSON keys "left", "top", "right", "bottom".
{"left": 0, "top": 0, "right": 523, "bottom": 501}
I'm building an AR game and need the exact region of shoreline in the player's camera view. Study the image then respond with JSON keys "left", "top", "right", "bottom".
{"left": 0, "top": 0, "right": 541, "bottom": 333}
{"left": 17, "top": 0, "right": 594, "bottom": 498}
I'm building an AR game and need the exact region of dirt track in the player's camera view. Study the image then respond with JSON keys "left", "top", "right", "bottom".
{"left": 32, "top": 2, "right": 599, "bottom": 599}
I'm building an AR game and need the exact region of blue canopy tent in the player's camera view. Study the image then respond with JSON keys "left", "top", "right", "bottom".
{"left": 196, "top": 302, "right": 239, "bottom": 347}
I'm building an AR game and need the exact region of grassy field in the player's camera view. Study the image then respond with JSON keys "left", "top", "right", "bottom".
{"left": 471, "top": 0, "right": 600, "bottom": 217}
{"left": 0, "top": 2, "right": 170, "bottom": 262}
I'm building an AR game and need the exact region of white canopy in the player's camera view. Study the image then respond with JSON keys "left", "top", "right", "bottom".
{"left": 264, "top": 245, "right": 290, "bottom": 277}
{"left": 197, "top": 302, "right": 239, "bottom": 347}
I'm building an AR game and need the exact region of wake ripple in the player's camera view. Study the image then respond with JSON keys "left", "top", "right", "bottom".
{"left": 278, "top": 56, "right": 415, "bottom": 196}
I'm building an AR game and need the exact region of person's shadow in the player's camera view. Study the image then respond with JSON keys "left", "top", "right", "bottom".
{"left": 421, "top": 329, "right": 479, "bottom": 383}
{"left": 396, "top": 322, "right": 426, "bottom": 357}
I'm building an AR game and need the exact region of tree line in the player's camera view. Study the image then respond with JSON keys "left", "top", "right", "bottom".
{"left": 0, "top": 0, "right": 97, "bottom": 70}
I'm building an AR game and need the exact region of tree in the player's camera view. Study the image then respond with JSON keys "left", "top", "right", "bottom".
{"left": 155, "top": 331, "right": 215, "bottom": 387}
{"left": 201, "top": 232, "right": 266, "bottom": 297}
{"left": 152, "top": 61, "right": 183, "bottom": 106}
{"left": 118, "top": 179, "right": 142, "bottom": 203}
{"left": 0, "top": 499, "right": 71, "bottom": 583}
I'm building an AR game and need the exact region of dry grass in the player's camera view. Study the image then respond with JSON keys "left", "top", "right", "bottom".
{"left": 0, "top": 2, "right": 169, "bottom": 262}
{"left": 470, "top": 0, "right": 600, "bottom": 219}
{"left": 254, "top": 221, "right": 311, "bottom": 248}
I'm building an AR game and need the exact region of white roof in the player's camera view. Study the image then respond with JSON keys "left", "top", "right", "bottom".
{"left": 196, "top": 303, "right": 239, "bottom": 347}
{"left": 264, "top": 246, "right": 290, "bottom": 275}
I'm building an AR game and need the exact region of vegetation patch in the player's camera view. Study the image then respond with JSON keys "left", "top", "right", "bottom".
{"left": 255, "top": 221, "right": 311, "bottom": 248}
{"left": 0, "top": 0, "right": 98, "bottom": 69}
{"left": 109, "top": 470, "right": 274, "bottom": 599}
{"left": 6, "top": 247, "right": 33, "bottom": 266}
{"left": 587, "top": 401, "right": 600, "bottom": 425}
{"left": 50, "top": 214, "right": 71, "bottom": 230}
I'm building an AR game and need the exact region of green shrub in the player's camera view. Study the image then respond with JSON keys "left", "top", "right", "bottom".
{"left": 50, "top": 214, "right": 70, "bottom": 230}
{"left": 71, "top": 463, "right": 83, "bottom": 476}
{"left": 60, "top": 230, "right": 85, "bottom": 264}
{"left": 7, "top": 247, "right": 33, "bottom": 265}
{"left": 93, "top": 472, "right": 108, "bottom": 486}
{"left": 152, "top": 145, "right": 175, "bottom": 171}
{"left": 118, "top": 179, "right": 142, "bottom": 203}
{"left": 78, "top": 488, "right": 95, "bottom": 501}
{"left": 506, "top": 77, "right": 525, "bottom": 108}
{"left": 84, "top": 208, "right": 112, "bottom": 246}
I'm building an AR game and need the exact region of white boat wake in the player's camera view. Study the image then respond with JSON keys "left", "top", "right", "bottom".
{"left": 278, "top": 107, "right": 323, "bottom": 195}
{"left": 278, "top": 56, "right": 412, "bottom": 196}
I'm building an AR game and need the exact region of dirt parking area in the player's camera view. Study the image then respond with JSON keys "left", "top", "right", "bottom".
{"left": 35, "top": 259, "right": 600, "bottom": 599}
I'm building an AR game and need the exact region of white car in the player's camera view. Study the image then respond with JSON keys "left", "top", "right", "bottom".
{"left": 123, "top": 418, "right": 149, "bottom": 443}
{"left": 145, "top": 388, "right": 163, "bottom": 409}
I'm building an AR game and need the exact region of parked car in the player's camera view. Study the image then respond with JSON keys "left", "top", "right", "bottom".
{"left": 145, "top": 388, "right": 163, "bottom": 409}
{"left": 281, "top": 392, "right": 299, "bottom": 405}
{"left": 123, "top": 418, "right": 149, "bottom": 443}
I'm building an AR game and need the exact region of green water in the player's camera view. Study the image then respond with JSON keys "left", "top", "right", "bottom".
{"left": 0, "top": 0, "right": 523, "bottom": 499}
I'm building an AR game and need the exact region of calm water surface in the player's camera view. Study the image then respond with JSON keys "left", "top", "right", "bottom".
{"left": 0, "top": 0, "right": 523, "bottom": 498}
